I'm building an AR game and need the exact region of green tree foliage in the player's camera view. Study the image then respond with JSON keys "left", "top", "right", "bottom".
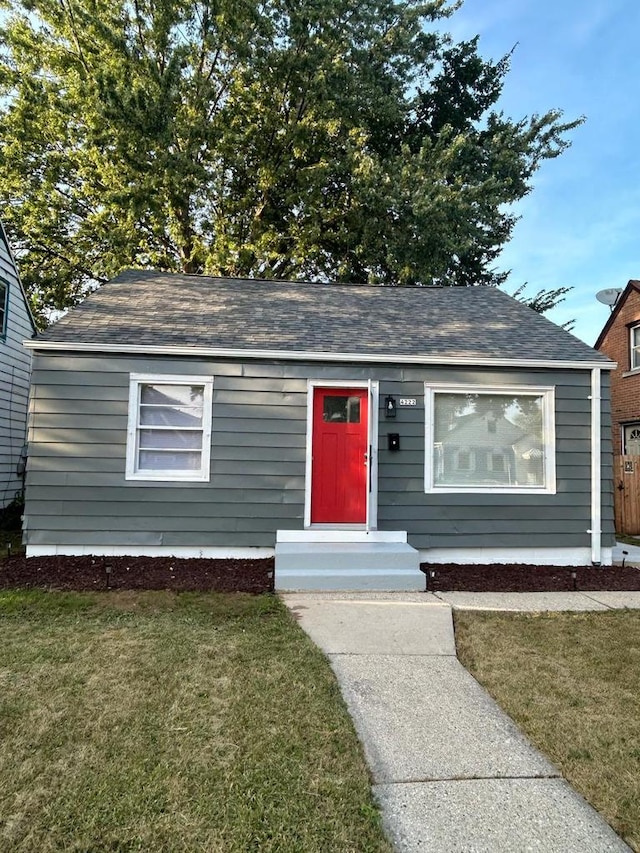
{"left": 0, "top": 0, "right": 581, "bottom": 323}
{"left": 511, "top": 282, "right": 575, "bottom": 329}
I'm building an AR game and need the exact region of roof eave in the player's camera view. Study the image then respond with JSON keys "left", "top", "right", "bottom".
{"left": 23, "top": 338, "right": 616, "bottom": 371}
{"left": 594, "top": 280, "right": 640, "bottom": 349}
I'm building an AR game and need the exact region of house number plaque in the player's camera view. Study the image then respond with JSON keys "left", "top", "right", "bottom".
{"left": 399, "top": 398, "right": 417, "bottom": 407}
{"left": 624, "top": 460, "right": 635, "bottom": 474}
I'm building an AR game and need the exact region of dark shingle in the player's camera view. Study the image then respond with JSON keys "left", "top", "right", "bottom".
{"left": 37, "top": 269, "right": 610, "bottom": 364}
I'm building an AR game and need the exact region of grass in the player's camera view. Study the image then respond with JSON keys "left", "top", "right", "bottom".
{"left": 455, "top": 609, "right": 640, "bottom": 852}
{"left": 0, "top": 590, "right": 392, "bottom": 853}
{"left": 616, "top": 533, "right": 640, "bottom": 547}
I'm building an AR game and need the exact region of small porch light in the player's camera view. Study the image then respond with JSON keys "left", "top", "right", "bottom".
{"left": 385, "top": 395, "right": 397, "bottom": 418}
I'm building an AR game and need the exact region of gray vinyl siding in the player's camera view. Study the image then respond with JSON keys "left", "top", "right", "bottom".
{"left": 26, "top": 355, "right": 307, "bottom": 548}
{"left": 24, "top": 353, "right": 615, "bottom": 555}
{"left": 376, "top": 367, "right": 614, "bottom": 551}
{"left": 0, "top": 230, "right": 34, "bottom": 509}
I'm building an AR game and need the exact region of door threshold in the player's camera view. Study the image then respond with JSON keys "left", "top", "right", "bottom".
{"left": 277, "top": 529, "right": 408, "bottom": 544}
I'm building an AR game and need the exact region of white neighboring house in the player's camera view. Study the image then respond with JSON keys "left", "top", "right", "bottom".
{"left": 0, "top": 221, "right": 36, "bottom": 509}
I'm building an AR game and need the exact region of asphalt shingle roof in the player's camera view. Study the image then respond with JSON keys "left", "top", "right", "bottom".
{"left": 37, "top": 269, "right": 610, "bottom": 364}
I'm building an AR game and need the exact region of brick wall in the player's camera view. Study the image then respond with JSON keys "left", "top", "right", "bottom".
{"left": 597, "top": 285, "right": 640, "bottom": 454}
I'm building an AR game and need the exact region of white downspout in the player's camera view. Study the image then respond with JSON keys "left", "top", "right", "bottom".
{"left": 590, "top": 368, "right": 602, "bottom": 565}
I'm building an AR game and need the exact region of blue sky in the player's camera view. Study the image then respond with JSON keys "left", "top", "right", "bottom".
{"left": 444, "top": 0, "right": 640, "bottom": 346}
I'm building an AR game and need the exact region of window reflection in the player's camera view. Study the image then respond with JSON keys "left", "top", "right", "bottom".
{"left": 323, "top": 395, "right": 361, "bottom": 423}
{"left": 433, "top": 392, "right": 545, "bottom": 488}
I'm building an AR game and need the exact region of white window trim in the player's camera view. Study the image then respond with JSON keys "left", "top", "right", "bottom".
{"left": 126, "top": 373, "right": 213, "bottom": 482}
{"left": 630, "top": 325, "right": 640, "bottom": 370}
{"left": 424, "top": 383, "right": 556, "bottom": 494}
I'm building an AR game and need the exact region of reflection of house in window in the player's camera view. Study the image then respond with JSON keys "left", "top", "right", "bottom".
{"left": 490, "top": 452, "right": 505, "bottom": 473}
{"left": 513, "top": 434, "right": 544, "bottom": 486}
{"left": 429, "top": 388, "right": 550, "bottom": 491}
{"left": 455, "top": 448, "right": 473, "bottom": 471}
{"left": 434, "top": 443, "right": 444, "bottom": 480}
{"left": 438, "top": 410, "right": 522, "bottom": 486}
{"left": 323, "top": 395, "right": 361, "bottom": 423}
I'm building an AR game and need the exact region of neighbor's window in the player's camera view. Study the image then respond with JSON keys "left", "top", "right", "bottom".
{"left": 426, "top": 385, "right": 555, "bottom": 493}
{"left": 0, "top": 279, "right": 7, "bottom": 338}
{"left": 126, "top": 374, "right": 213, "bottom": 481}
{"left": 631, "top": 325, "right": 640, "bottom": 370}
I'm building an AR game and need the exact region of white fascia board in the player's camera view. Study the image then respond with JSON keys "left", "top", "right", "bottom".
{"left": 23, "top": 339, "right": 617, "bottom": 371}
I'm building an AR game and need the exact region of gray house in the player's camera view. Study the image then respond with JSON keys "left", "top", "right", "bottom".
{"left": 23, "top": 270, "right": 615, "bottom": 589}
{"left": 0, "top": 222, "right": 36, "bottom": 510}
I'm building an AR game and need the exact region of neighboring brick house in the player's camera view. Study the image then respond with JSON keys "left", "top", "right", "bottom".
{"left": 595, "top": 280, "right": 640, "bottom": 456}
{"left": 595, "top": 280, "right": 640, "bottom": 534}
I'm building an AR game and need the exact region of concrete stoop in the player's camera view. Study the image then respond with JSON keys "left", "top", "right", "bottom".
{"left": 274, "top": 533, "right": 424, "bottom": 591}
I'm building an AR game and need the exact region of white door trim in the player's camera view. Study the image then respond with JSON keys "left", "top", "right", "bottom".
{"left": 304, "top": 379, "right": 379, "bottom": 529}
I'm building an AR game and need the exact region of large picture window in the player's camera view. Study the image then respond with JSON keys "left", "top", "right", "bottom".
{"left": 425, "top": 385, "right": 555, "bottom": 493}
{"left": 126, "top": 374, "right": 213, "bottom": 481}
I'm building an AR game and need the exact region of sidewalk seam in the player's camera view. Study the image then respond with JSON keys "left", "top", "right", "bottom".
{"left": 327, "top": 652, "right": 458, "bottom": 658}
{"left": 374, "top": 773, "right": 561, "bottom": 785}
{"left": 580, "top": 591, "right": 616, "bottom": 610}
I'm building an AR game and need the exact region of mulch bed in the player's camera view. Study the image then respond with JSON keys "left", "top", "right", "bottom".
{"left": 422, "top": 563, "right": 640, "bottom": 592}
{"left": 0, "top": 555, "right": 274, "bottom": 594}
{"left": 1, "top": 554, "right": 639, "bottom": 594}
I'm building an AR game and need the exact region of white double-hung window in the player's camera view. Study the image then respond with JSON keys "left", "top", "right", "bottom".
{"left": 425, "top": 384, "right": 556, "bottom": 494}
{"left": 631, "top": 325, "right": 640, "bottom": 370}
{"left": 126, "top": 374, "right": 213, "bottom": 481}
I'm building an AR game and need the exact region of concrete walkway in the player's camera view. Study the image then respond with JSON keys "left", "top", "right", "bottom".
{"left": 613, "top": 539, "right": 640, "bottom": 564}
{"left": 436, "top": 589, "right": 640, "bottom": 612}
{"left": 282, "top": 591, "right": 634, "bottom": 852}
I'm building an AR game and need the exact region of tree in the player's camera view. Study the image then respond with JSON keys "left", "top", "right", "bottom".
{"left": 0, "top": 0, "right": 580, "bottom": 324}
{"left": 510, "top": 282, "right": 575, "bottom": 328}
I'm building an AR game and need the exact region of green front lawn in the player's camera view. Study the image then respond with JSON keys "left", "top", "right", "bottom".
{"left": 455, "top": 609, "right": 640, "bottom": 852}
{"left": 0, "top": 590, "right": 391, "bottom": 853}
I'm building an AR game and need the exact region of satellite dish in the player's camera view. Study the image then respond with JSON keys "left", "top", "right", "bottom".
{"left": 595, "top": 288, "right": 622, "bottom": 307}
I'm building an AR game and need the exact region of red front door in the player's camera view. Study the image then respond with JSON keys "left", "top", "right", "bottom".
{"left": 311, "top": 387, "right": 368, "bottom": 524}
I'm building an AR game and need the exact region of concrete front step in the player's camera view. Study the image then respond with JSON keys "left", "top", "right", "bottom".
{"left": 275, "top": 541, "right": 424, "bottom": 591}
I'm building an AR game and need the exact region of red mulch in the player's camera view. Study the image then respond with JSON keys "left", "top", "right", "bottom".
{"left": 422, "top": 563, "right": 640, "bottom": 592}
{"left": 0, "top": 555, "right": 274, "bottom": 594}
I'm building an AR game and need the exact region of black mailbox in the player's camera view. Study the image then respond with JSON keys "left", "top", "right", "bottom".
{"left": 388, "top": 433, "right": 400, "bottom": 452}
